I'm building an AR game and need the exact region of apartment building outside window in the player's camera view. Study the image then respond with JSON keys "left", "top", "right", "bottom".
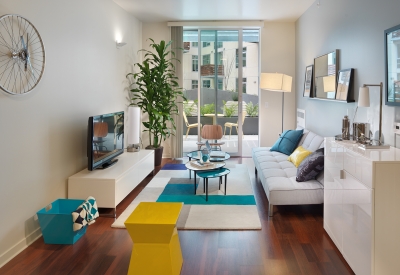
{"left": 236, "top": 47, "right": 247, "bottom": 68}
{"left": 218, "top": 78, "right": 223, "bottom": 90}
{"left": 192, "top": 42, "right": 198, "bottom": 47}
{"left": 192, "top": 55, "right": 198, "bottom": 71}
{"left": 397, "top": 44, "right": 400, "bottom": 68}
{"left": 236, "top": 77, "right": 247, "bottom": 93}
{"left": 217, "top": 52, "right": 223, "bottom": 65}
{"left": 203, "top": 80, "right": 211, "bottom": 88}
{"left": 217, "top": 42, "right": 223, "bottom": 48}
{"left": 202, "top": 42, "right": 210, "bottom": 47}
{"left": 203, "top": 54, "right": 210, "bottom": 65}
{"left": 192, "top": 80, "right": 198, "bottom": 89}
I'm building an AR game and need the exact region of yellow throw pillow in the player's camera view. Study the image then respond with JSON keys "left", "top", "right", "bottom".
{"left": 288, "top": 146, "right": 312, "bottom": 167}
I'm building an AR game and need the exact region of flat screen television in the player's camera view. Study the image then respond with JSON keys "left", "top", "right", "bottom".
{"left": 87, "top": 111, "right": 124, "bottom": 171}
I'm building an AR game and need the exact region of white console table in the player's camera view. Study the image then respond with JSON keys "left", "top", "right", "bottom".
{"left": 324, "top": 138, "right": 400, "bottom": 275}
{"left": 68, "top": 150, "right": 154, "bottom": 211}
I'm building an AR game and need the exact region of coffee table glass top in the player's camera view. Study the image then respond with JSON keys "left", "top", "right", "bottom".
{"left": 187, "top": 150, "right": 230, "bottom": 162}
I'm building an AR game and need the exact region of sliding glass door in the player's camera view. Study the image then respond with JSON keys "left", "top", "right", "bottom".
{"left": 182, "top": 29, "right": 259, "bottom": 157}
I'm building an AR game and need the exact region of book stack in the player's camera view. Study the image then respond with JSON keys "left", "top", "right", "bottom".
{"left": 189, "top": 160, "right": 215, "bottom": 169}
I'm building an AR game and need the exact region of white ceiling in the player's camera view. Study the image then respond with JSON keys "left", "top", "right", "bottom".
{"left": 112, "top": 0, "right": 315, "bottom": 23}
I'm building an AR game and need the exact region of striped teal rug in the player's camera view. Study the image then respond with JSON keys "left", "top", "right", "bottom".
{"left": 156, "top": 178, "right": 256, "bottom": 205}
{"left": 112, "top": 163, "right": 262, "bottom": 230}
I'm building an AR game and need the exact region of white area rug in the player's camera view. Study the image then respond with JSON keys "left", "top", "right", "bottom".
{"left": 111, "top": 164, "right": 262, "bottom": 230}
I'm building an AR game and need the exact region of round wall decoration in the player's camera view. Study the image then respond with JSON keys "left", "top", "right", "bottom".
{"left": 0, "top": 14, "right": 45, "bottom": 95}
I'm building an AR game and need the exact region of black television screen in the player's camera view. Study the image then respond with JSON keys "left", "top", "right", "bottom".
{"left": 87, "top": 111, "right": 124, "bottom": 171}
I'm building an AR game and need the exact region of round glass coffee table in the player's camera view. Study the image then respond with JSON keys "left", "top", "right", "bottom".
{"left": 185, "top": 161, "right": 225, "bottom": 195}
{"left": 187, "top": 150, "right": 230, "bottom": 162}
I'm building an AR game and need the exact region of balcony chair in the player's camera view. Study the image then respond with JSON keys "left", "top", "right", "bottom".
{"left": 183, "top": 112, "right": 201, "bottom": 140}
{"left": 224, "top": 113, "right": 246, "bottom": 139}
{"left": 196, "top": 124, "right": 225, "bottom": 151}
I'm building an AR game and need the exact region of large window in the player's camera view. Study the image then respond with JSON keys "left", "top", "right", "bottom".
{"left": 217, "top": 52, "right": 223, "bottom": 65}
{"left": 236, "top": 77, "right": 247, "bottom": 93}
{"left": 397, "top": 44, "right": 400, "bottom": 68}
{"left": 192, "top": 80, "right": 198, "bottom": 89}
{"left": 203, "top": 80, "right": 211, "bottom": 88}
{"left": 243, "top": 47, "right": 247, "bottom": 67}
{"left": 218, "top": 78, "right": 223, "bottom": 90}
{"left": 236, "top": 47, "right": 247, "bottom": 68}
{"left": 203, "top": 54, "right": 210, "bottom": 65}
{"left": 192, "top": 55, "right": 198, "bottom": 71}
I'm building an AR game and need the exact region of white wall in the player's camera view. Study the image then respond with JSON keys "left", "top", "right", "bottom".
{"left": 260, "top": 22, "right": 296, "bottom": 146}
{"left": 296, "top": 0, "right": 400, "bottom": 145}
{"left": 0, "top": 0, "right": 141, "bottom": 267}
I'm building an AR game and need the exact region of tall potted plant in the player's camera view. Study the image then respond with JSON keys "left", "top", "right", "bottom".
{"left": 127, "top": 39, "right": 185, "bottom": 166}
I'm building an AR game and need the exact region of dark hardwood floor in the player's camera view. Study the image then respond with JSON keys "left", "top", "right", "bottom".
{"left": 0, "top": 158, "right": 354, "bottom": 275}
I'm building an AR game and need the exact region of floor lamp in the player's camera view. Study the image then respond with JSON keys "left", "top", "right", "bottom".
{"left": 260, "top": 73, "right": 292, "bottom": 133}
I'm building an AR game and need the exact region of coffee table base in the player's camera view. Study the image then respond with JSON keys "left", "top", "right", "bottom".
{"left": 197, "top": 168, "right": 230, "bottom": 201}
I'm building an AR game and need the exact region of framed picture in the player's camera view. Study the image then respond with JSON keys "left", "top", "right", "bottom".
{"left": 336, "top": 68, "right": 354, "bottom": 101}
{"left": 303, "top": 65, "right": 313, "bottom": 97}
{"left": 385, "top": 23, "right": 400, "bottom": 106}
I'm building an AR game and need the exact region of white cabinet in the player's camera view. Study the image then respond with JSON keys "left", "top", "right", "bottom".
{"left": 324, "top": 138, "right": 400, "bottom": 275}
{"left": 68, "top": 150, "right": 154, "bottom": 209}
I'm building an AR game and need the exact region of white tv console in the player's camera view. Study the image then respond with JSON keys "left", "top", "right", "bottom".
{"left": 68, "top": 150, "right": 154, "bottom": 212}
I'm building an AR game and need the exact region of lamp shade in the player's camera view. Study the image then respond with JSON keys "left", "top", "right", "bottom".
{"left": 358, "top": 87, "right": 370, "bottom": 107}
{"left": 323, "top": 75, "right": 336, "bottom": 93}
{"left": 260, "top": 73, "right": 292, "bottom": 93}
{"left": 127, "top": 106, "right": 141, "bottom": 144}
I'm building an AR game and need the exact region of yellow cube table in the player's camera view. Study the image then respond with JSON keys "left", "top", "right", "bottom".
{"left": 124, "top": 202, "right": 183, "bottom": 275}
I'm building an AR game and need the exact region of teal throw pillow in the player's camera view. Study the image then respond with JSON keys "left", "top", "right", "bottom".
{"left": 270, "top": 129, "right": 304, "bottom": 156}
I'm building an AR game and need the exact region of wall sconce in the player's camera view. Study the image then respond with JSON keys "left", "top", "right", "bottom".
{"left": 116, "top": 41, "right": 127, "bottom": 49}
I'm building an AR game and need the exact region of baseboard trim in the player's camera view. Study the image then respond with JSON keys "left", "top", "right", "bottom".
{"left": 0, "top": 229, "right": 42, "bottom": 268}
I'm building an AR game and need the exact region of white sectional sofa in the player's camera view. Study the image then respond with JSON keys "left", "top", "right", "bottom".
{"left": 252, "top": 128, "right": 325, "bottom": 216}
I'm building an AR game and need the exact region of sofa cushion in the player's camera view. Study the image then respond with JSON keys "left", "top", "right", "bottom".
{"left": 296, "top": 148, "right": 324, "bottom": 182}
{"left": 288, "top": 146, "right": 312, "bottom": 167}
{"left": 299, "top": 131, "right": 325, "bottom": 152}
{"left": 270, "top": 129, "right": 304, "bottom": 155}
